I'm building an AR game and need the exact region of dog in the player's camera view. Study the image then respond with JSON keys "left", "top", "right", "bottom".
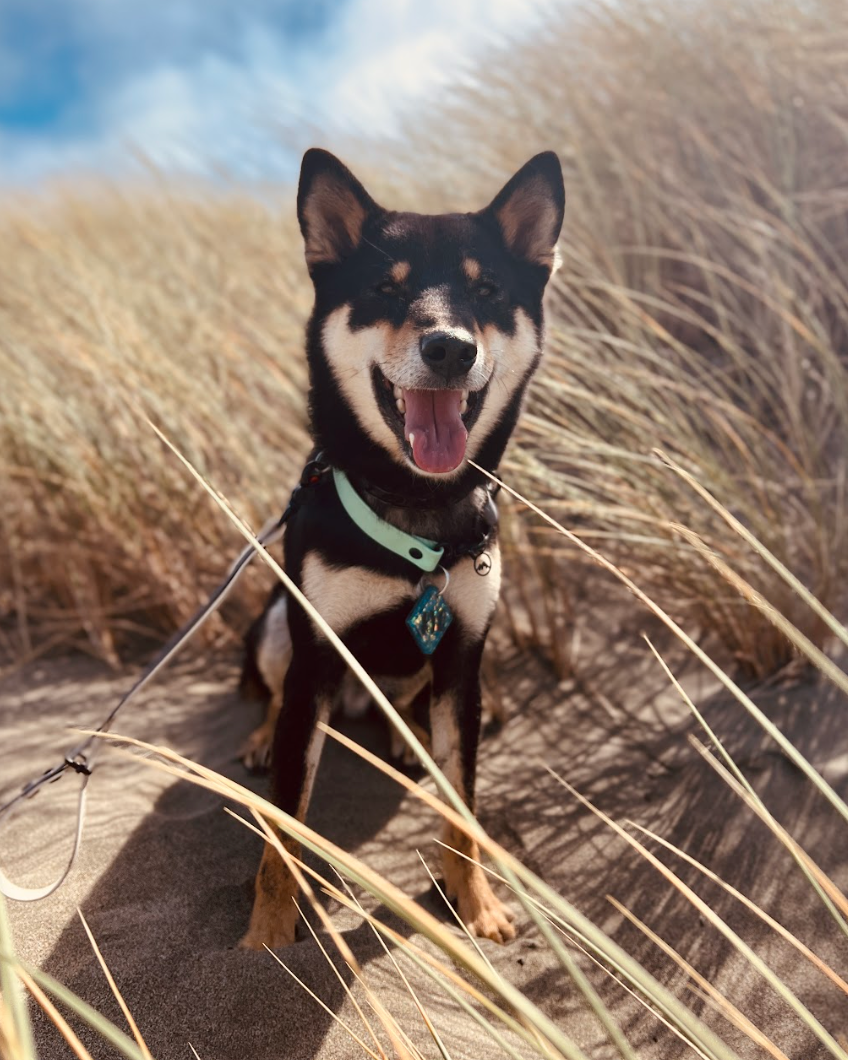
{"left": 240, "top": 147, "right": 564, "bottom": 950}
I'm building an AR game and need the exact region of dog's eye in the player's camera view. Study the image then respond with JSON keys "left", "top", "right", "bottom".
{"left": 476, "top": 282, "right": 498, "bottom": 299}
{"left": 376, "top": 280, "right": 402, "bottom": 297}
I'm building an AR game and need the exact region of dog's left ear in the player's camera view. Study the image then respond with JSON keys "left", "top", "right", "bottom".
{"left": 486, "top": 152, "right": 565, "bottom": 271}
{"left": 297, "top": 149, "right": 379, "bottom": 270}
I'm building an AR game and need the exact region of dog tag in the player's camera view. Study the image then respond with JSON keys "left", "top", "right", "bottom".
{"left": 406, "top": 585, "right": 453, "bottom": 655}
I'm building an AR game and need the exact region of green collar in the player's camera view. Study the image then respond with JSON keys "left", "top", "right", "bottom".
{"left": 332, "top": 468, "right": 444, "bottom": 572}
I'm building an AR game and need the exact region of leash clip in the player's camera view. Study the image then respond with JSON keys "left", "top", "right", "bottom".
{"left": 64, "top": 754, "right": 92, "bottom": 777}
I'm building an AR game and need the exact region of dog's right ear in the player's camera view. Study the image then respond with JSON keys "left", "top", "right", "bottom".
{"left": 297, "top": 149, "right": 379, "bottom": 270}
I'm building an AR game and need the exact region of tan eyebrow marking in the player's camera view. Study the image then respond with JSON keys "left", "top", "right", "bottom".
{"left": 390, "top": 260, "right": 411, "bottom": 283}
{"left": 463, "top": 257, "right": 481, "bottom": 281}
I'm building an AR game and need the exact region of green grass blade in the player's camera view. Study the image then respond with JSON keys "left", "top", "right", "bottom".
{"left": 0, "top": 893, "right": 36, "bottom": 1060}
{"left": 0, "top": 959, "right": 148, "bottom": 1060}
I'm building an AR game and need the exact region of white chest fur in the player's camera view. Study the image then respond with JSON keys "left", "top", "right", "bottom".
{"left": 301, "top": 553, "right": 413, "bottom": 635}
{"left": 431, "top": 545, "right": 501, "bottom": 642}
{"left": 300, "top": 544, "right": 501, "bottom": 643}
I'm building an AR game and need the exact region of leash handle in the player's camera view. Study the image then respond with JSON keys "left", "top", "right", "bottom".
{"left": 0, "top": 770, "right": 89, "bottom": 901}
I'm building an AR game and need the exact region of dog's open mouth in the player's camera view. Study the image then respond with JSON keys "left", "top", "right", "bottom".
{"left": 373, "top": 368, "right": 485, "bottom": 474}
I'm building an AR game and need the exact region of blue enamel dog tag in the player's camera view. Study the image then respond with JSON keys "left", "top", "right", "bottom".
{"left": 406, "top": 585, "right": 453, "bottom": 655}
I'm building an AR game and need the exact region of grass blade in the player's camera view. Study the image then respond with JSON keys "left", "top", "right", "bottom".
{"left": 77, "top": 909, "right": 153, "bottom": 1060}
{"left": 627, "top": 821, "right": 848, "bottom": 997}
{"left": 468, "top": 462, "right": 848, "bottom": 826}
{"left": 15, "top": 967, "right": 93, "bottom": 1060}
{"left": 0, "top": 892, "right": 36, "bottom": 1060}
{"left": 1, "top": 959, "right": 148, "bottom": 1060}
{"left": 546, "top": 768, "right": 848, "bottom": 1060}
{"left": 655, "top": 449, "right": 848, "bottom": 652}
{"left": 607, "top": 897, "right": 789, "bottom": 1060}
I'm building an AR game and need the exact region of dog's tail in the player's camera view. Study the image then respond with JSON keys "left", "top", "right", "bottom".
{"left": 238, "top": 637, "right": 268, "bottom": 702}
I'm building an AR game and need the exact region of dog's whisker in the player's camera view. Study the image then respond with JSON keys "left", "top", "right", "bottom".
{"left": 361, "top": 235, "right": 397, "bottom": 263}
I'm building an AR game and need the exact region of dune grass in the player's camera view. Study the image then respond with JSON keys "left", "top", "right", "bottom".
{"left": 1, "top": 0, "right": 846, "bottom": 681}
{"left": 0, "top": 192, "right": 312, "bottom": 666}
{"left": 395, "top": 0, "right": 848, "bottom": 678}
{"left": 3, "top": 458, "right": 847, "bottom": 1054}
{"left": 127, "top": 425, "right": 848, "bottom": 1055}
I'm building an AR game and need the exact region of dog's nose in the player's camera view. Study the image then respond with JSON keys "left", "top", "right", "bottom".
{"left": 420, "top": 332, "right": 477, "bottom": 379}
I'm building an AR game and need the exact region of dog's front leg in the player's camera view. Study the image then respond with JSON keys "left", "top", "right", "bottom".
{"left": 240, "top": 650, "right": 341, "bottom": 950}
{"left": 430, "top": 638, "right": 516, "bottom": 944}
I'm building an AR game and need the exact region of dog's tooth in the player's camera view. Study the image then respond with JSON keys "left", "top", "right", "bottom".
{"left": 393, "top": 384, "right": 403, "bottom": 400}
{"left": 461, "top": 389, "right": 469, "bottom": 400}
{"left": 460, "top": 398, "right": 468, "bottom": 415}
{"left": 396, "top": 397, "right": 406, "bottom": 414}
{"left": 408, "top": 431, "right": 415, "bottom": 447}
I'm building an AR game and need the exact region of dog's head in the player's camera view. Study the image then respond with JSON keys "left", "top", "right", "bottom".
{"left": 298, "top": 149, "right": 564, "bottom": 481}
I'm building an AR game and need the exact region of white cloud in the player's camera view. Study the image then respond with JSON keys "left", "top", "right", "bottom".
{"left": 316, "top": 0, "right": 552, "bottom": 136}
{"left": 0, "top": 0, "right": 555, "bottom": 186}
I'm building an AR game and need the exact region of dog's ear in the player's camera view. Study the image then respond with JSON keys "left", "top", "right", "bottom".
{"left": 297, "top": 149, "right": 379, "bottom": 269}
{"left": 486, "top": 152, "right": 565, "bottom": 270}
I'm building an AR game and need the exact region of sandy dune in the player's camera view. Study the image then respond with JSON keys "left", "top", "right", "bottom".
{"left": 2, "top": 617, "right": 846, "bottom": 1059}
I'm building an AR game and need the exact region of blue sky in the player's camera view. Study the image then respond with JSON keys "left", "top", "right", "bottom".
{"left": 0, "top": 0, "right": 552, "bottom": 186}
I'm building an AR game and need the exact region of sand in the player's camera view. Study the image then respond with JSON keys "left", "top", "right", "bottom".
{"left": 2, "top": 612, "right": 847, "bottom": 1060}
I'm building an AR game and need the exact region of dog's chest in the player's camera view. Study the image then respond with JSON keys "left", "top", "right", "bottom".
{"left": 300, "top": 547, "right": 501, "bottom": 643}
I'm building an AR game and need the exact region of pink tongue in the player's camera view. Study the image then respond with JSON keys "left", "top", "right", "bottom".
{"left": 403, "top": 389, "right": 468, "bottom": 473}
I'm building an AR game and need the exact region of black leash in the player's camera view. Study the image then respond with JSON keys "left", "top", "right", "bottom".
{"left": 0, "top": 453, "right": 330, "bottom": 902}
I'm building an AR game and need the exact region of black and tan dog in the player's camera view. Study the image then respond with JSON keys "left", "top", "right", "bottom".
{"left": 240, "top": 148, "right": 564, "bottom": 950}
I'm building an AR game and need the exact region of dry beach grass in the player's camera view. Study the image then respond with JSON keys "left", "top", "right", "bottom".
{"left": 1, "top": 0, "right": 846, "bottom": 676}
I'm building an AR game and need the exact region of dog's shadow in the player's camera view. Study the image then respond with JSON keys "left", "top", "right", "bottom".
{"left": 26, "top": 639, "right": 848, "bottom": 1060}
{"left": 31, "top": 685, "right": 441, "bottom": 1060}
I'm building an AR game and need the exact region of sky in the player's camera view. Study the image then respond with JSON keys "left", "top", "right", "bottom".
{"left": 0, "top": 0, "right": 553, "bottom": 186}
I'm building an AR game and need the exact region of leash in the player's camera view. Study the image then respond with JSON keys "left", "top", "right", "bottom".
{"left": 0, "top": 451, "right": 496, "bottom": 900}
{"left": 0, "top": 452, "right": 330, "bottom": 902}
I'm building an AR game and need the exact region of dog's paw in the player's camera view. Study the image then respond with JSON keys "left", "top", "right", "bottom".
{"left": 238, "top": 723, "right": 273, "bottom": 773}
{"left": 458, "top": 881, "right": 516, "bottom": 944}
{"left": 238, "top": 905, "right": 298, "bottom": 951}
{"left": 389, "top": 730, "right": 420, "bottom": 769}
{"left": 389, "top": 720, "right": 432, "bottom": 769}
